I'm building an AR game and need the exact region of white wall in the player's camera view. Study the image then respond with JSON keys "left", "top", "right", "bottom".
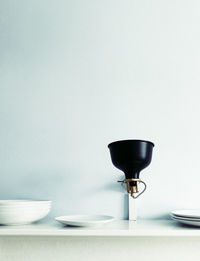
{"left": 0, "top": 0, "right": 200, "bottom": 219}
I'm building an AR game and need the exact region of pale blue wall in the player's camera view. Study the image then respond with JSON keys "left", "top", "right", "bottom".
{"left": 1, "top": 0, "right": 200, "bottom": 219}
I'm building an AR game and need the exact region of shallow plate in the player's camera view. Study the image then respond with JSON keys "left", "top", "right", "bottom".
{"left": 171, "top": 210, "right": 200, "bottom": 219}
{"left": 171, "top": 215, "right": 200, "bottom": 222}
{"left": 55, "top": 215, "right": 115, "bottom": 227}
{"left": 172, "top": 216, "right": 200, "bottom": 227}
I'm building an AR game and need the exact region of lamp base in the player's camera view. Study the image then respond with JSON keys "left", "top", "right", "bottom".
{"left": 128, "top": 194, "right": 137, "bottom": 221}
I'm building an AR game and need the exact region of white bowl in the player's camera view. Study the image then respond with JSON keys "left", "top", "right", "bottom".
{"left": 0, "top": 207, "right": 51, "bottom": 213}
{"left": 0, "top": 200, "right": 51, "bottom": 206}
{"left": 0, "top": 200, "right": 52, "bottom": 225}
{"left": 0, "top": 204, "right": 51, "bottom": 210}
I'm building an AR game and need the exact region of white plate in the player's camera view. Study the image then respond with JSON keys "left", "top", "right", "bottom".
{"left": 171, "top": 210, "right": 200, "bottom": 219}
{"left": 55, "top": 215, "right": 115, "bottom": 227}
{"left": 172, "top": 216, "right": 200, "bottom": 227}
{"left": 171, "top": 215, "right": 200, "bottom": 222}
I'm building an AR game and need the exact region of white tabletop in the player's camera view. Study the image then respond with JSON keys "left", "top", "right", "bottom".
{"left": 0, "top": 219, "right": 199, "bottom": 236}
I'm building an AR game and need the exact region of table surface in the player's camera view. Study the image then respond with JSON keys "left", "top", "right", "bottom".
{"left": 0, "top": 219, "right": 199, "bottom": 236}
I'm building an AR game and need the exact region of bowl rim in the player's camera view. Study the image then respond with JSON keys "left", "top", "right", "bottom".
{"left": 0, "top": 200, "right": 52, "bottom": 205}
{"left": 108, "top": 139, "right": 155, "bottom": 148}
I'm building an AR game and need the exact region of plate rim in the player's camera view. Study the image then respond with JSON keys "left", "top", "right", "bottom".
{"left": 171, "top": 209, "right": 200, "bottom": 218}
{"left": 171, "top": 215, "right": 200, "bottom": 222}
{"left": 55, "top": 214, "right": 115, "bottom": 225}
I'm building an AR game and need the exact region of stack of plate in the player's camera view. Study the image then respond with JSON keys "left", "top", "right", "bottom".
{"left": 0, "top": 200, "right": 51, "bottom": 225}
{"left": 171, "top": 209, "right": 200, "bottom": 227}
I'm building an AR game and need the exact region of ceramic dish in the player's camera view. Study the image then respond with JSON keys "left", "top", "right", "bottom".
{"left": 171, "top": 215, "right": 200, "bottom": 222}
{"left": 172, "top": 216, "right": 200, "bottom": 227}
{"left": 0, "top": 200, "right": 51, "bottom": 206}
{"left": 171, "top": 210, "right": 200, "bottom": 219}
{"left": 55, "top": 215, "right": 115, "bottom": 227}
{"left": 0, "top": 200, "right": 51, "bottom": 225}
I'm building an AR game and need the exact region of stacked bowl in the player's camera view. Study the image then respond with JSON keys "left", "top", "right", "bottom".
{"left": 0, "top": 200, "right": 51, "bottom": 225}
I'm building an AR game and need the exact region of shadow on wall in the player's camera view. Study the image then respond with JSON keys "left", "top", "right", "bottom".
{"left": 148, "top": 214, "right": 171, "bottom": 220}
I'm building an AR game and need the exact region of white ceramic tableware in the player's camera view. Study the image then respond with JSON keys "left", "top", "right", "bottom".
{"left": 0, "top": 200, "right": 52, "bottom": 225}
{"left": 171, "top": 210, "right": 200, "bottom": 219}
{"left": 0, "top": 200, "right": 51, "bottom": 206}
{"left": 55, "top": 215, "right": 115, "bottom": 227}
{"left": 171, "top": 215, "right": 200, "bottom": 221}
{"left": 172, "top": 216, "right": 200, "bottom": 227}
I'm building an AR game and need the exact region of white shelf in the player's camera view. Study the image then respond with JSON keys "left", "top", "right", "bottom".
{"left": 0, "top": 219, "right": 199, "bottom": 236}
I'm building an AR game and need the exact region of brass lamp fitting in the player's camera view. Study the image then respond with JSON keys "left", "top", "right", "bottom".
{"left": 124, "top": 178, "right": 140, "bottom": 197}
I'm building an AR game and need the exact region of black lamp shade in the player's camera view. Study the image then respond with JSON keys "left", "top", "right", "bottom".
{"left": 108, "top": 140, "right": 154, "bottom": 180}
